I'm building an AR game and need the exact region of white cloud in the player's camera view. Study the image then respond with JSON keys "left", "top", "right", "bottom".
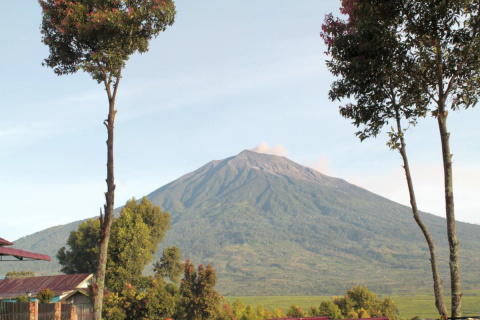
{"left": 251, "top": 142, "right": 289, "bottom": 157}
{"left": 307, "top": 156, "right": 334, "bottom": 176}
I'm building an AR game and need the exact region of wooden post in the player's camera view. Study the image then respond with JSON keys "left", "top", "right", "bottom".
{"left": 54, "top": 303, "right": 61, "bottom": 320}
{"left": 29, "top": 301, "right": 38, "bottom": 320}
{"left": 71, "top": 305, "right": 77, "bottom": 320}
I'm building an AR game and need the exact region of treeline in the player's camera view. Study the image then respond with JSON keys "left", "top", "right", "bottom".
{"left": 57, "top": 198, "right": 400, "bottom": 320}
{"left": 220, "top": 286, "right": 399, "bottom": 320}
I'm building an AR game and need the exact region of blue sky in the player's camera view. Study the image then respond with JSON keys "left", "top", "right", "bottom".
{"left": 1, "top": 1, "right": 479, "bottom": 242}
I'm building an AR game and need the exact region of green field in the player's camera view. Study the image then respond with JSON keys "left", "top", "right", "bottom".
{"left": 225, "top": 290, "right": 480, "bottom": 320}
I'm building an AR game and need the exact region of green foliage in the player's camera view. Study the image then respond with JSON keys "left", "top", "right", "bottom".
{"left": 5, "top": 271, "right": 35, "bottom": 279}
{"left": 233, "top": 299, "right": 246, "bottom": 319}
{"left": 179, "top": 260, "right": 221, "bottom": 320}
{"left": 57, "top": 197, "right": 170, "bottom": 292}
{"left": 330, "top": 286, "right": 399, "bottom": 320}
{"left": 225, "top": 291, "right": 480, "bottom": 320}
{"left": 242, "top": 305, "right": 258, "bottom": 320}
{"left": 15, "top": 295, "right": 30, "bottom": 302}
{"left": 123, "top": 197, "right": 171, "bottom": 249}
{"left": 218, "top": 299, "right": 283, "bottom": 320}
{"left": 154, "top": 246, "right": 183, "bottom": 283}
{"left": 254, "top": 304, "right": 268, "bottom": 320}
{"left": 286, "top": 305, "right": 305, "bottom": 318}
{"left": 108, "top": 197, "right": 170, "bottom": 291}
{"left": 57, "top": 219, "right": 100, "bottom": 274}
{"left": 39, "top": 0, "right": 176, "bottom": 82}
{"left": 37, "top": 288, "right": 55, "bottom": 304}
{"left": 318, "top": 301, "right": 342, "bottom": 319}
{"left": 103, "top": 278, "right": 177, "bottom": 320}
{"left": 219, "top": 301, "right": 236, "bottom": 320}
{"left": 321, "top": 0, "right": 480, "bottom": 137}
{"left": 271, "top": 308, "right": 285, "bottom": 319}
{"left": 107, "top": 210, "right": 153, "bottom": 291}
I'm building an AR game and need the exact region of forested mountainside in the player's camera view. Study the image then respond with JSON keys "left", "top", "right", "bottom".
{"left": 3, "top": 150, "right": 479, "bottom": 295}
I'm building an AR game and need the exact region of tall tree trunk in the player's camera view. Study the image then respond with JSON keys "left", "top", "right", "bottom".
{"left": 433, "top": 30, "right": 461, "bottom": 315}
{"left": 93, "top": 73, "right": 120, "bottom": 320}
{"left": 394, "top": 109, "right": 448, "bottom": 317}
{"left": 437, "top": 104, "right": 462, "bottom": 317}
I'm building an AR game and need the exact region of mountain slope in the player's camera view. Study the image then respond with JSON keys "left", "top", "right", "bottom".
{"left": 3, "top": 150, "right": 479, "bottom": 295}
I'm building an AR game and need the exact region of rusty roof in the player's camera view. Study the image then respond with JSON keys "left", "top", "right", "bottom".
{"left": 0, "top": 274, "right": 92, "bottom": 299}
{"left": 0, "top": 247, "right": 51, "bottom": 261}
{"left": 0, "top": 238, "right": 13, "bottom": 246}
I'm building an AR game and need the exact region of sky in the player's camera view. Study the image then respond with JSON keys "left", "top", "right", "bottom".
{"left": 1, "top": 1, "right": 479, "bottom": 242}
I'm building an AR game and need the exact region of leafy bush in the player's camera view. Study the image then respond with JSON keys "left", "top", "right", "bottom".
{"left": 15, "top": 295, "right": 29, "bottom": 302}
{"left": 328, "top": 286, "right": 399, "bottom": 320}
{"left": 318, "top": 301, "right": 342, "bottom": 319}
{"left": 37, "top": 288, "right": 54, "bottom": 303}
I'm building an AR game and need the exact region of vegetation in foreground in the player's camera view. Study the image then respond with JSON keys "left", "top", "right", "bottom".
{"left": 54, "top": 198, "right": 402, "bottom": 320}
{"left": 225, "top": 290, "right": 480, "bottom": 320}
{"left": 221, "top": 286, "right": 398, "bottom": 320}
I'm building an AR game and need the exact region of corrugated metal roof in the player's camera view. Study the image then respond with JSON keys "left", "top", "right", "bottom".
{"left": 0, "top": 247, "right": 51, "bottom": 261}
{"left": 0, "top": 274, "right": 92, "bottom": 299}
{"left": 0, "top": 237, "right": 13, "bottom": 246}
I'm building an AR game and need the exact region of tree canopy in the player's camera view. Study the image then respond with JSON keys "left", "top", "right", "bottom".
{"left": 318, "top": 301, "right": 342, "bottom": 320}
{"left": 103, "top": 279, "right": 178, "bottom": 320}
{"left": 331, "top": 285, "right": 399, "bottom": 320}
{"left": 57, "top": 218, "right": 100, "bottom": 275}
{"left": 179, "top": 260, "right": 221, "bottom": 320}
{"left": 57, "top": 197, "right": 170, "bottom": 291}
{"left": 39, "top": 0, "right": 176, "bottom": 82}
{"left": 321, "top": 0, "right": 428, "bottom": 141}
{"left": 154, "top": 246, "right": 183, "bottom": 283}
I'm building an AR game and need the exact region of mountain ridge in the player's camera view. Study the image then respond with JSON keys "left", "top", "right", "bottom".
{"left": 2, "top": 150, "right": 479, "bottom": 295}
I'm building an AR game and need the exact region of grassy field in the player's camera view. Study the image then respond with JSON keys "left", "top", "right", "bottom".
{"left": 224, "top": 290, "right": 480, "bottom": 320}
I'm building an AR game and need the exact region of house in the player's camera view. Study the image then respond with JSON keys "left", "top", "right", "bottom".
{"left": 0, "top": 273, "right": 92, "bottom": 302}
{"left": 0, "top": 274, "right": 93, "bottom": 320}
{"left": 0, "top": 237, "right": 50, "bottom": 261}
{"left": 0, "top": 273, "right": 93, "bottom": 319}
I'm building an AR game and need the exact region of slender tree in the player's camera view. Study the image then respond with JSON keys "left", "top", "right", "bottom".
{"left": 321, "top": 0, "right": 447, "bottom": 316}
{"left": 39, "top": 1, "right": 175, "bottom": 319}
{"left": 321, "top": 0, "right": 480, "bottom": 316}
{"left": 179, "top": 260, "right": 221, "bottom": 320}
{"left": 154, "top": 246, "right": 183, "bottom": 283}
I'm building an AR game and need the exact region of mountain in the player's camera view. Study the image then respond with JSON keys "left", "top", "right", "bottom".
{"left": 2, "top": 150, "right": 479, "bottom": 295}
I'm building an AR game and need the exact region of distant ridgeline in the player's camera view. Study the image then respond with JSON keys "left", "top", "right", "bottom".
{"left": 3, "top": 150, "right": 480, "bottom": 295}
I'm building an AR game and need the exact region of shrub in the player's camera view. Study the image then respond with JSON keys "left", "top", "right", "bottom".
{"left": 37, "top": 288, "right": 54, "bottom": 303}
